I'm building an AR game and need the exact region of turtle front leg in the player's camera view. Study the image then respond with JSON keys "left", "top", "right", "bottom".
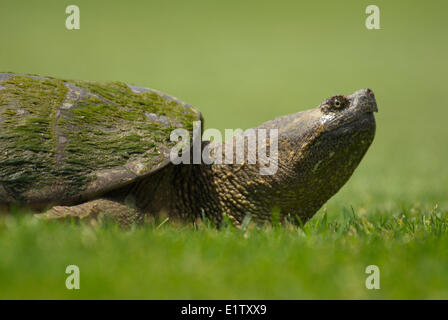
{"left": 37, "top": 199, "right": 143, "bottom": 227}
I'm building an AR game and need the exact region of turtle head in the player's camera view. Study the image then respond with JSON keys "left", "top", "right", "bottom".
{"left": 269, "top": 88, "right": 378, "bottom": 222}
{"left": 315, "top": 88, "right": 377, "bottom": 154}
{"left": 280, "top": 88, "right": 377, "bottom": 156}
{"left": 318, "top": 88, "right": 377, "bottom": 133}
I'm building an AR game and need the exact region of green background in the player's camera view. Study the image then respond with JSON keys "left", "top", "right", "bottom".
{"left": 1, "top": 0, "right": 447, "bottom": 299}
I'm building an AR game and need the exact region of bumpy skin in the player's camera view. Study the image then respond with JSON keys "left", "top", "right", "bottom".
{"left": 0, "top": 73, "right": 377, "bottom": 226}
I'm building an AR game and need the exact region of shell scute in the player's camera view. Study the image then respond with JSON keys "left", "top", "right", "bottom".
{"left": 0, "top": 73, "right": 199, "bottom": 206}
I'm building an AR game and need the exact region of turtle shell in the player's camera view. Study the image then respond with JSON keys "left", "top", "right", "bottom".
{"left": 0, "top": 73, "right": 200, "bottom": 208}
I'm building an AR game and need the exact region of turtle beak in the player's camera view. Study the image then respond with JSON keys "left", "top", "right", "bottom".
{"left": 347, "top": 88, "right": 378, "bottom": 114}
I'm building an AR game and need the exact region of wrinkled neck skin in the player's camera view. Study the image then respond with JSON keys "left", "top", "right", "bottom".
{"left": 129, "top": 159, "right": 279, "bottom": 225}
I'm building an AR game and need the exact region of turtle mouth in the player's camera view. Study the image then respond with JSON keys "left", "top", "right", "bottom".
{"left": 347, "top": 88, "right": 378, "bottom": 114}
{"left": 339, "top": 89, "right": 378, "bottom": 132}
{"left": 338, "top": 112, "right": 376, "bottom": 136}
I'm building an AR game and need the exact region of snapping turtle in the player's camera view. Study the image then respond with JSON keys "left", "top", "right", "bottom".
{"left": 0, "top": 73, "right": 377, "bottom": 226}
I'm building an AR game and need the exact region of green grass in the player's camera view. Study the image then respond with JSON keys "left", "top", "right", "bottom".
{"left": 1, "top": 205, "right": 448, "bottom": 299}
{"left": 1, "top": 0, "right": 448, "bottom": 299}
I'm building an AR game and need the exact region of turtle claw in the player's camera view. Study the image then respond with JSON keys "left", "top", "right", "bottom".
{"left": 38, "top": 202, "right": 99, "bottom": 221}
{"left": 37, "top": 199, "right": 143, "bottom": 227}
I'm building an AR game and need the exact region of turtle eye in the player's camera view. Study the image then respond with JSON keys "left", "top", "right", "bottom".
{"left": 331, "top": 96, "right": 346, "bottom": 109}
{"left": 321, "top": 95, "right": 346, "bottom": 113}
